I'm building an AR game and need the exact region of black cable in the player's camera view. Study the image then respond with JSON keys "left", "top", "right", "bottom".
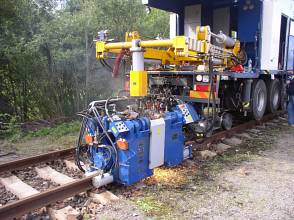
{"left": 75, "top": 117, "right": 88, "bottom": 172}
{"left": 209, "top": 58, "right": 216, "bottom": 121}
{"left": 204, "top": 56, "right": 217, "bottom": 136}
{"left": 91, "top": 107, "right": 118, "bottom": 172}
{"left": 100, "top": 59, "right": 113, "bottom": 72}
{"left": 102, "top": 59, "right": 113, "bottom": 72}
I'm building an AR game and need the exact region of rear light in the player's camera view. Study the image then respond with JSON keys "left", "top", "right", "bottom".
{"left": 194, "top": 84, "right": 216, "bottom": 92}
{"left": 196, "top": 75, "right": 203, "bottom": 82}
{"left": 85, "top": 134, "right": 93, "bottom": 144}
{"left": 117, "top": 138, "right": 129, "bottom": 150}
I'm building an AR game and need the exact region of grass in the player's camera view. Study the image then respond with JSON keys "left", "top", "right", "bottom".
{"left": 6, "top": 120, "right": 81, "bottom": 142}
{"left": 0, "top": 120, "right": 81, "bottom": 156}
{"left": 25, "top": 121, "right": 81, "bottom": 139}
{"left": 136, "top": 197, "right": 171, "bottom": 217}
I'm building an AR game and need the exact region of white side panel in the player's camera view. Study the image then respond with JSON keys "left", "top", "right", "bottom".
{"left": 279, "top": 0, "right": 294, "bottom": 18}
{"left": 260, "top": 0, "right": 294, "bottom": 70}
{"left": 149, "top": 118, "right": 165, "bottom": 169}
{"left": 170, "top": 13, "right": 177, "bottom": 38}
{"left": 184, "top": 5, "right": 201, "bottom": 39}
{"left": 261, "top": 0, "right": 280, "bottom": 70}
{"left": 290, "top": 20, "right": 294, "bottom": 36}
{"left": 288, "top": 21, "right": 294, "bottom": 69}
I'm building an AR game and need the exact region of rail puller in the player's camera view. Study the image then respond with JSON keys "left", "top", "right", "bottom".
{"left": 76, "top": 98, "right": 198, "bottom": 187}
{"left": 75, "top": 25, "right": 246, "bottom": 187}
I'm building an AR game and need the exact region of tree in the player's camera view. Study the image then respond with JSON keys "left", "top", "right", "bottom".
{"left": 0, "top": 0, "right": 169, "bottom": 121}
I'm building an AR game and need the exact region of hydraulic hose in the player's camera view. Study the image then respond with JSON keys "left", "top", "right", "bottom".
{"left": 100, "top": 59, "right": 113, "bottom": 72}
{"left": 204, "top": 56, "right": 217, "bottom": 135}
{"left": 75, "top": 117, "right": 88, "bottom": 172}
{"left": 91, "top": 107, "right": 118, "bottom": 171}
{"left": 112, "top": 49, "right": 126, "bottom": 77}
{"left": 105, "top": 96, "right": 129, "bottom": 122}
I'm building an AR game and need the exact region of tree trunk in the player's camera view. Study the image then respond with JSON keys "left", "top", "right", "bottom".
{"left": 85, "top": 30, "right": 89, "bottom": 107}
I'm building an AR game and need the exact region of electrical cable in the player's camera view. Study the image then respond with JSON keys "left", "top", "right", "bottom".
{"left": 76, "top": 99, "right": 122, "bottom": 173}
{"left": 205, "top": 56, "right": 217, "bottom": 135}
{"left": 75, "top": 117, "right": 88, "bottom": 172}
{"left": 91, "top": 107, "right": 118, "bottom": 172}
{"left": 105, "top": 96, "right": 129, "bottom": 122}
{"left": 100, "top": 59, "right": 113, "bottom": 72}
{"left": 102, "top": 59, "right": 114, "bottom": 71}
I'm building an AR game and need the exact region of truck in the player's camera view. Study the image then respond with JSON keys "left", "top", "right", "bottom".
{"left": 75, "top": 0, "right": 294, "bottom": 187}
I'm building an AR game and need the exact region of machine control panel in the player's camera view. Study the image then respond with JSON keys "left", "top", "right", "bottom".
{"left": 110, "top": 121, "right": 130, "bottom": 137}
{"left": 114, "top": 121, "right": 129, "bottom": 133}
{"left": 177, "top": 104, "right": 194, "bottom": 124}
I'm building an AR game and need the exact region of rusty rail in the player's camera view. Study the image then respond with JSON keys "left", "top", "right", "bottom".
{"left": 0, "top": 176, "right": 94, "bottom": 219}
{"left": 0, "top": 148, "right": 74, "bottom": 173}
{"left": 196, "top": 112, "right": 283, "bottom": 150}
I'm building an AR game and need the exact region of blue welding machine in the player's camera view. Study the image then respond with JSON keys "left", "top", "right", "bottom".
{"left": 164, "top": 111, "right": 185, "bottom": 167}
{"left": 82, "top": 103, "right": 199, "bottom": 187}
{"left": 109, "top": 117, "right": 153, "bottom": 186}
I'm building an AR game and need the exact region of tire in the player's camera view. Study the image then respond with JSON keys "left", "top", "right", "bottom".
{"left": 221, "top": 112, "right": 233, "bottom": 130}
{"left": 280, "top": 97, "right": 287, "bottom": 112}
{"left": 251, "top": 79, "right": 267, "bottom": 120}
{"left": 266, "top": 79, "right": 280, "bottom": 113}
{"left": 280, "top": 80, "right": 288, "bottom": 112}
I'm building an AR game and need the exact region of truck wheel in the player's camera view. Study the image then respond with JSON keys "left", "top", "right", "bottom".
{"left": 266, "top": 79, "right": 280, "bottom": 113}
{"left": 280, "top": 80, "right": 287, "bottom": 111}
{"left": 251, "top": 79, "right": 267, "bottom": 120}
{"left": 280, "top": 97, "right": 287, "bottom": 112}
{"left": 221, "top": 112, "right": 233, "bottom": 130}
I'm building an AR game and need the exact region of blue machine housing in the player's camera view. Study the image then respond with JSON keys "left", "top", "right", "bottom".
{"left": 90, "top": 145, "right": 115, "bottom": 171}
{"left": 84, "top": 118, "right": 116, "bottom": 172}
{"left": 163, "top": 103, "right": 199, "bottom": 167}
{"left": 185, "top": 103, "right": 200, "bottom": 122}
{"left": 164, "top": 111, "right": 185, "bottom": 167}
{"left": 86, "top": 103, "right": 199, "bottom": 186}
{"left": 175, "top": 103, "right": 200, "bottom": 124}
{"left": 109, "top": 118, "right": 153, "bottom": 186}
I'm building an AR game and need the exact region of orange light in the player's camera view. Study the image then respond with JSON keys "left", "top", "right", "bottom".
{"left": 85, "top": 134, "right": 93, "bottom": 144}
{"left": 116, "top": 138, "right": 129, "bottom": 150}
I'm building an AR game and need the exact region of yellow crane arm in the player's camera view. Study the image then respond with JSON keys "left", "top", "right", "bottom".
{"left": 96, "top": 28, "right": 241, "bottom": 67}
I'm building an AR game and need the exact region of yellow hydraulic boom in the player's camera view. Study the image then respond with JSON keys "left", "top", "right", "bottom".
{"left": 96, "top": 26, "right": 241, "bottom": 67}
{"left": 95, "top": 26, "right": 242, "bottom": 97}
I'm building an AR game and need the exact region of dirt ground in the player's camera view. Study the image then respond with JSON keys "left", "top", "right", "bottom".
{"left": 95, "top": 118, "right": 294, "bottom": 220}
{"left": 0, "top": 117, "right": 293, "bottom": 219}
{"left": 0, "top": 134, "right": 76, "bottom": 162}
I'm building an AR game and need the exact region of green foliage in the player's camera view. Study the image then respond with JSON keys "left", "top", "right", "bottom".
{"left": 0, "top": 0, "right": 169, "bottom": 121}
{"left": 26, "top": 121, "right": 81, "bottom": 138}
{"left": 4, "top": 120, "right": 80, "bottom": 143}
{"left": 0, "top": 114, "right": 22, "bottom": 141}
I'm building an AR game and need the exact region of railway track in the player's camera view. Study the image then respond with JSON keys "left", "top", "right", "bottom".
{"left": 0, "top": 112, "right": 285, "bottom": 219}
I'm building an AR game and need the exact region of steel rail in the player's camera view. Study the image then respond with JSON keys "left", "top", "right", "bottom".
{"left": 0, "top": 148, "right": 74, "bottom": 173}
{"left": 196, "top": 112, "right": 283, "bottom": 150}
{"left": 0, "top": 176, "right": 94, "bottom": 220}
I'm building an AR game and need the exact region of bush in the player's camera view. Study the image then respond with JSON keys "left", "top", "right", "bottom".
{"left": 26, "top": 121, "right": 81, "bottom": 139}
{"left": 0, "top": 114, "right": 22, "bottom": 140}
